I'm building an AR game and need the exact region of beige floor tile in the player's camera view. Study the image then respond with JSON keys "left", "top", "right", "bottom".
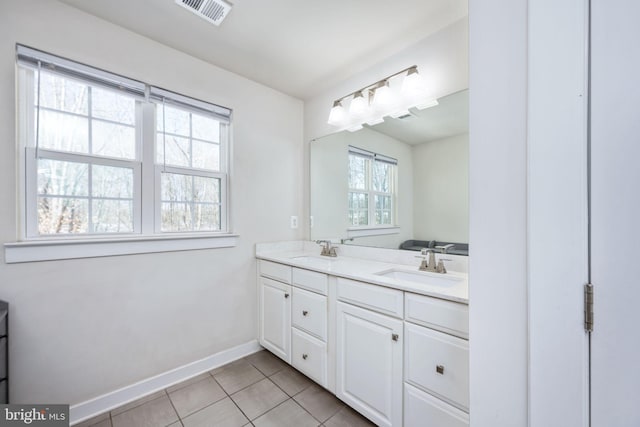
{"left": 213, "top": 359, "right": 265, "bottom": 394}
{"left": 324, "top": 406, "right": 376, "bottom": 427}
{"left": 253, "top": 399, "right": 320, "bottom": 427}
{"left": 230, "top": 378, "right": 288, "bottom": 420}
{"left": 111, "top": 394, "right": 178, "bottom": 427}
{"left": 110, "top": 390, "right": 167, "bottom": 416}
{"left": 167, "top": 372, "right": 212, "bottom": 393}
{"left": 169, "top": 376, "right": 227, "bottom": 418}
{"left": 73, "top": 412, "right": 110, "bottom": 427}
{"left": 182, "top": 397, "right": 249, "bottom": 427}
{"left": 293, "top": 384, "right": 344, "bottom": 423}
{"left": 269, "top": 366, "right": 313, "bottom": 397}
{"left": 245, "top": 350, "right": 287, "bottom": 376}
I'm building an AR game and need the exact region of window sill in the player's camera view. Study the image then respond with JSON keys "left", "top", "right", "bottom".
{"left": 347, "top": 226, "right": 400, "bottom": 238}
{"left": 4, "top": 233, "right": 239, "bottom": 263}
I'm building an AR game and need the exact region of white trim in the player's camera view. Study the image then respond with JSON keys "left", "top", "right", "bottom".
{"left": 347, "top": 226, "right": 400, "bottom": 238}
{"left": 4, "top": 233, "right": 239, "bottom": 263}
{"left": 69, "top": 340, "right": 261, "bottom": 425}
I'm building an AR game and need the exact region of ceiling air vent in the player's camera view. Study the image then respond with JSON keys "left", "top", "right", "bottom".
{"left": 175, "top": 0, "right": 232, "bottom": 26}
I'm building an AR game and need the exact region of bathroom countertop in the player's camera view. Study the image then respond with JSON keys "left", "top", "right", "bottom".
{"left": 256, "top": 249, "right": 468, "bottom": 304}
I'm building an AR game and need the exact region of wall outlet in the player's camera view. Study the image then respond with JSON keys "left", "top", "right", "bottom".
{"left": 290, "top": 216, "right": 298, "bottom": 229}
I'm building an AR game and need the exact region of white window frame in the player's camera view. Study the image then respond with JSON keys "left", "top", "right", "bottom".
{"left": 347, "top": 146, "right": 398, "bottom": 231}
{"left": 5, "top": 45, "right": 237, "bottom": 263}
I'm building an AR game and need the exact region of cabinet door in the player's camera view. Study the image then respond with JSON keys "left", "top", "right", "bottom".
{"left": 336, "top": 302, "right": 403, "bottom": 427}
{"left": 259, "top": 277, "right": 291, "bottom": 363}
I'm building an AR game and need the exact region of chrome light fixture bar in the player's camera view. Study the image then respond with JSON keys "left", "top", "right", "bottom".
{"left": 327, "top": 65, "right": 438, "bottom": 131}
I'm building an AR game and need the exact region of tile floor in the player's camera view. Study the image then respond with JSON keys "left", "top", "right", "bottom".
{"left": 75, "top": 350, "right": 375, "bottom": 427}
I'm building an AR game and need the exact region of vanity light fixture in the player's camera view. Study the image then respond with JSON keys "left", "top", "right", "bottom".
{"left": 327, "top": 65, "right": 438, "bottom": 131}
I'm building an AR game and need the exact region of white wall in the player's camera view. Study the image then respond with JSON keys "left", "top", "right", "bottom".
{"left": 412, "top": 133, "right": 469, "bottom": 243}
{"left": 468, "top": 0, "right": 529, "bottom": 425}
{"left": 310, "top": 128, "right": 414, "bottom": 248}
{"left": 0, "top": 0, "right": 304, "bottom": 405}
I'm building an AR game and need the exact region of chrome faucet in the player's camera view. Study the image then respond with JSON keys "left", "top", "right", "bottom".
{"left": 418, "top": 248, "right": 448, "bottom": 273}
{"left": 315, "top": 240, "right": 337, "bottom": 257}
{"left": 435, "top": 243, "right": 455, "bottom": 254}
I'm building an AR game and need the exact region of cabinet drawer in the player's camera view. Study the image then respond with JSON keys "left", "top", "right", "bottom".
{"left": 259, "top": 260, "right": 292, "bottom": 284}
{"left": 405, "top": 293, "right": 468, "bottom": 339}
{"left": 337, "top": 278, "right": 403, "bottom": 318}
{"left": 292, "top": 287, "right": 327, "bottom": 341}
{"left": 404, "top": 383, "right": 469, "bottom": 427}
{"left": 292, "top": 268, "right": 328, "bottom": 295}
{"left": 405, "top": 322, "right": 469, "bottom": 411}
{"left": 291, "top": 328, "right": 327, "bottom": 387}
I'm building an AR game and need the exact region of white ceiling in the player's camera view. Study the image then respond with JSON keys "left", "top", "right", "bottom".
{"left": 369, "top": 89, "right": 468, "bottom": 145}
{"left": 58, "top": 0, "right": 468, "bottom": 100}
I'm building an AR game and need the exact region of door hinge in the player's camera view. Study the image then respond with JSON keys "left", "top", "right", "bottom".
{"left": 584, "top": 283, "right": 594, "bottom": 332}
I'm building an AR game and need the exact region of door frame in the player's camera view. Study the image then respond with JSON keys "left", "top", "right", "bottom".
{"left": 527, "top": 0, "right": 590, "bottom": 426}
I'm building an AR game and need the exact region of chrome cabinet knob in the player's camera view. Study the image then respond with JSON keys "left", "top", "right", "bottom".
{"left": 302, "top": 354, "right": 308, "bottom": 360}
{"left": 436, "top": 365, "right": 445, "bottom": 375}
{"left": 284, "top": 293, "right": 289, "bottom": 298}
{"left": 302, "top": 310, "right": 308, "bottom": 316}
{"left": 392, "top": 333, "right": 399, "bottom": 342}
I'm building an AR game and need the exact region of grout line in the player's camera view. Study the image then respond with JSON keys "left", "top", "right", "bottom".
{"left": 164, "top": 388, "right": 182, "bottom": 424}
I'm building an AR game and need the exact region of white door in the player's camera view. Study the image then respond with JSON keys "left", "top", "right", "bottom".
{"left": 259, "top": 277, "right": 291, "bottom": 363}
{"left": 590, "top": 1, "right": 640, "bottom": 425}
{"left": 335, "top": 302, "right": 403, "bottom": 427}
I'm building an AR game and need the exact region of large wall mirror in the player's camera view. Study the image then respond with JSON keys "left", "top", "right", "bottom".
{"left": 310, "top": 89, "right": 468, "bottom": 253}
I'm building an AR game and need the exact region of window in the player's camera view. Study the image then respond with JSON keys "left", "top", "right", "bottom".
{"left": 348, "top": 146, "right": 397, "bottom": 228}
{"left": 13, "top": 45, "right": 233, "bottom": 257}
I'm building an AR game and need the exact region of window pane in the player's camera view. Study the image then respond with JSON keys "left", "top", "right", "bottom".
{"left": 92, "top": 200, "right": 133, "bottom": 233}
{"left": 157, "top": 104, "right": 190, "bottom": 136}
{"left": 37, "top": 71, "right": 88, "bottom": 115}
{"left": 161, "top": 202, "right": 192, "bottom": 232}
{"left": 161, "top": 173, "right": 193, "bottom": 201}
{"left": 192, "top": 113, "right": 219, "bottom": 142}
{"left": 93, "top": 120, "right": 136, "bottom": 159}
{"left": 91, "top": 87, "right": 135, "bottom": 125}
{"left": 192, "top": 140, "right": 219, "bottom": 171}
{"left": 373, "top": 161, "right": 392, "bottom": 193}
{"left": 38, "top": 159, "right": 88, "bottom": 196}
{"left": 193, "top": 176, "right": 220, "bottom": 203}
{"left": 193, "top": 203, "right": 220, "bottom": 230}
{"left": 93, "top": 165, "right": 133, "bottom": 198}
{"left": 38, "top": 109, "right": 89, "bottom": 153}
{"left": 38, "top": 197, "right": 88, "bottom": 234}
{"left": 348, "top": 155, "right": 367, "bottom": 190}
{"left": 157, "top": 135, "right": 190, "bottom": 167}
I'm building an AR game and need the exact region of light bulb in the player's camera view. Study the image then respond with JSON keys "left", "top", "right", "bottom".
{"left": 349, "top": 91, "right": 369, "bottom": 119}
{"left": 372, "top": 82, "right": 395, "bottom": 110}
{"left": 327, "top": 100, "right": 347, "bottom": 126}
{"left": 401, "top": 67, "right": 427, "bottom": 97}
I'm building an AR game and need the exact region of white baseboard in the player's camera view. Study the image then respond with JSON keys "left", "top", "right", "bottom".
{"left": 70, "top": 340, "right": 262, "bottom": 425}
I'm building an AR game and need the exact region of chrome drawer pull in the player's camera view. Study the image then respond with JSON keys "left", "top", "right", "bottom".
{"left": 392, "top": 333, "right": 399, "bottom": 342}
{"left": 302, "top": 310, "right": 308, "bottom": 316}
{"left": 436, "top": 365, "right": 445, "bottom": 375}
{"left": 302, "top": 354, "right": 308, "bottom": 360}
{"left": 284, "top": 293, "right": 289, "bottom": 298}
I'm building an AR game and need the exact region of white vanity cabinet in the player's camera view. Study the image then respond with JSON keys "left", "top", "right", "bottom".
{"left": 403, "top": 293, "right": 470, "bottom": 427}
{"left": 257, "top": 255, "right": 469, "bottom": 427}
{"left": 258, "top": 261, "right": 292, "bottom": 363}
{"left": 290, "top": 268, "right": 329, "bottom": 387}
{"left": 336, "top": 278, "right": 404, "bottom": 427}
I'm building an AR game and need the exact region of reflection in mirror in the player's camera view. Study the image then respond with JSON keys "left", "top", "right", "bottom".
{"left": 310, "top": 89, "right": 468, "bottom": 253}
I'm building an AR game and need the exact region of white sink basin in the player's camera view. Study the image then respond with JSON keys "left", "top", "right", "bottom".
{"left": 374, "top": 268, "right": 463, "bottom": 287}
